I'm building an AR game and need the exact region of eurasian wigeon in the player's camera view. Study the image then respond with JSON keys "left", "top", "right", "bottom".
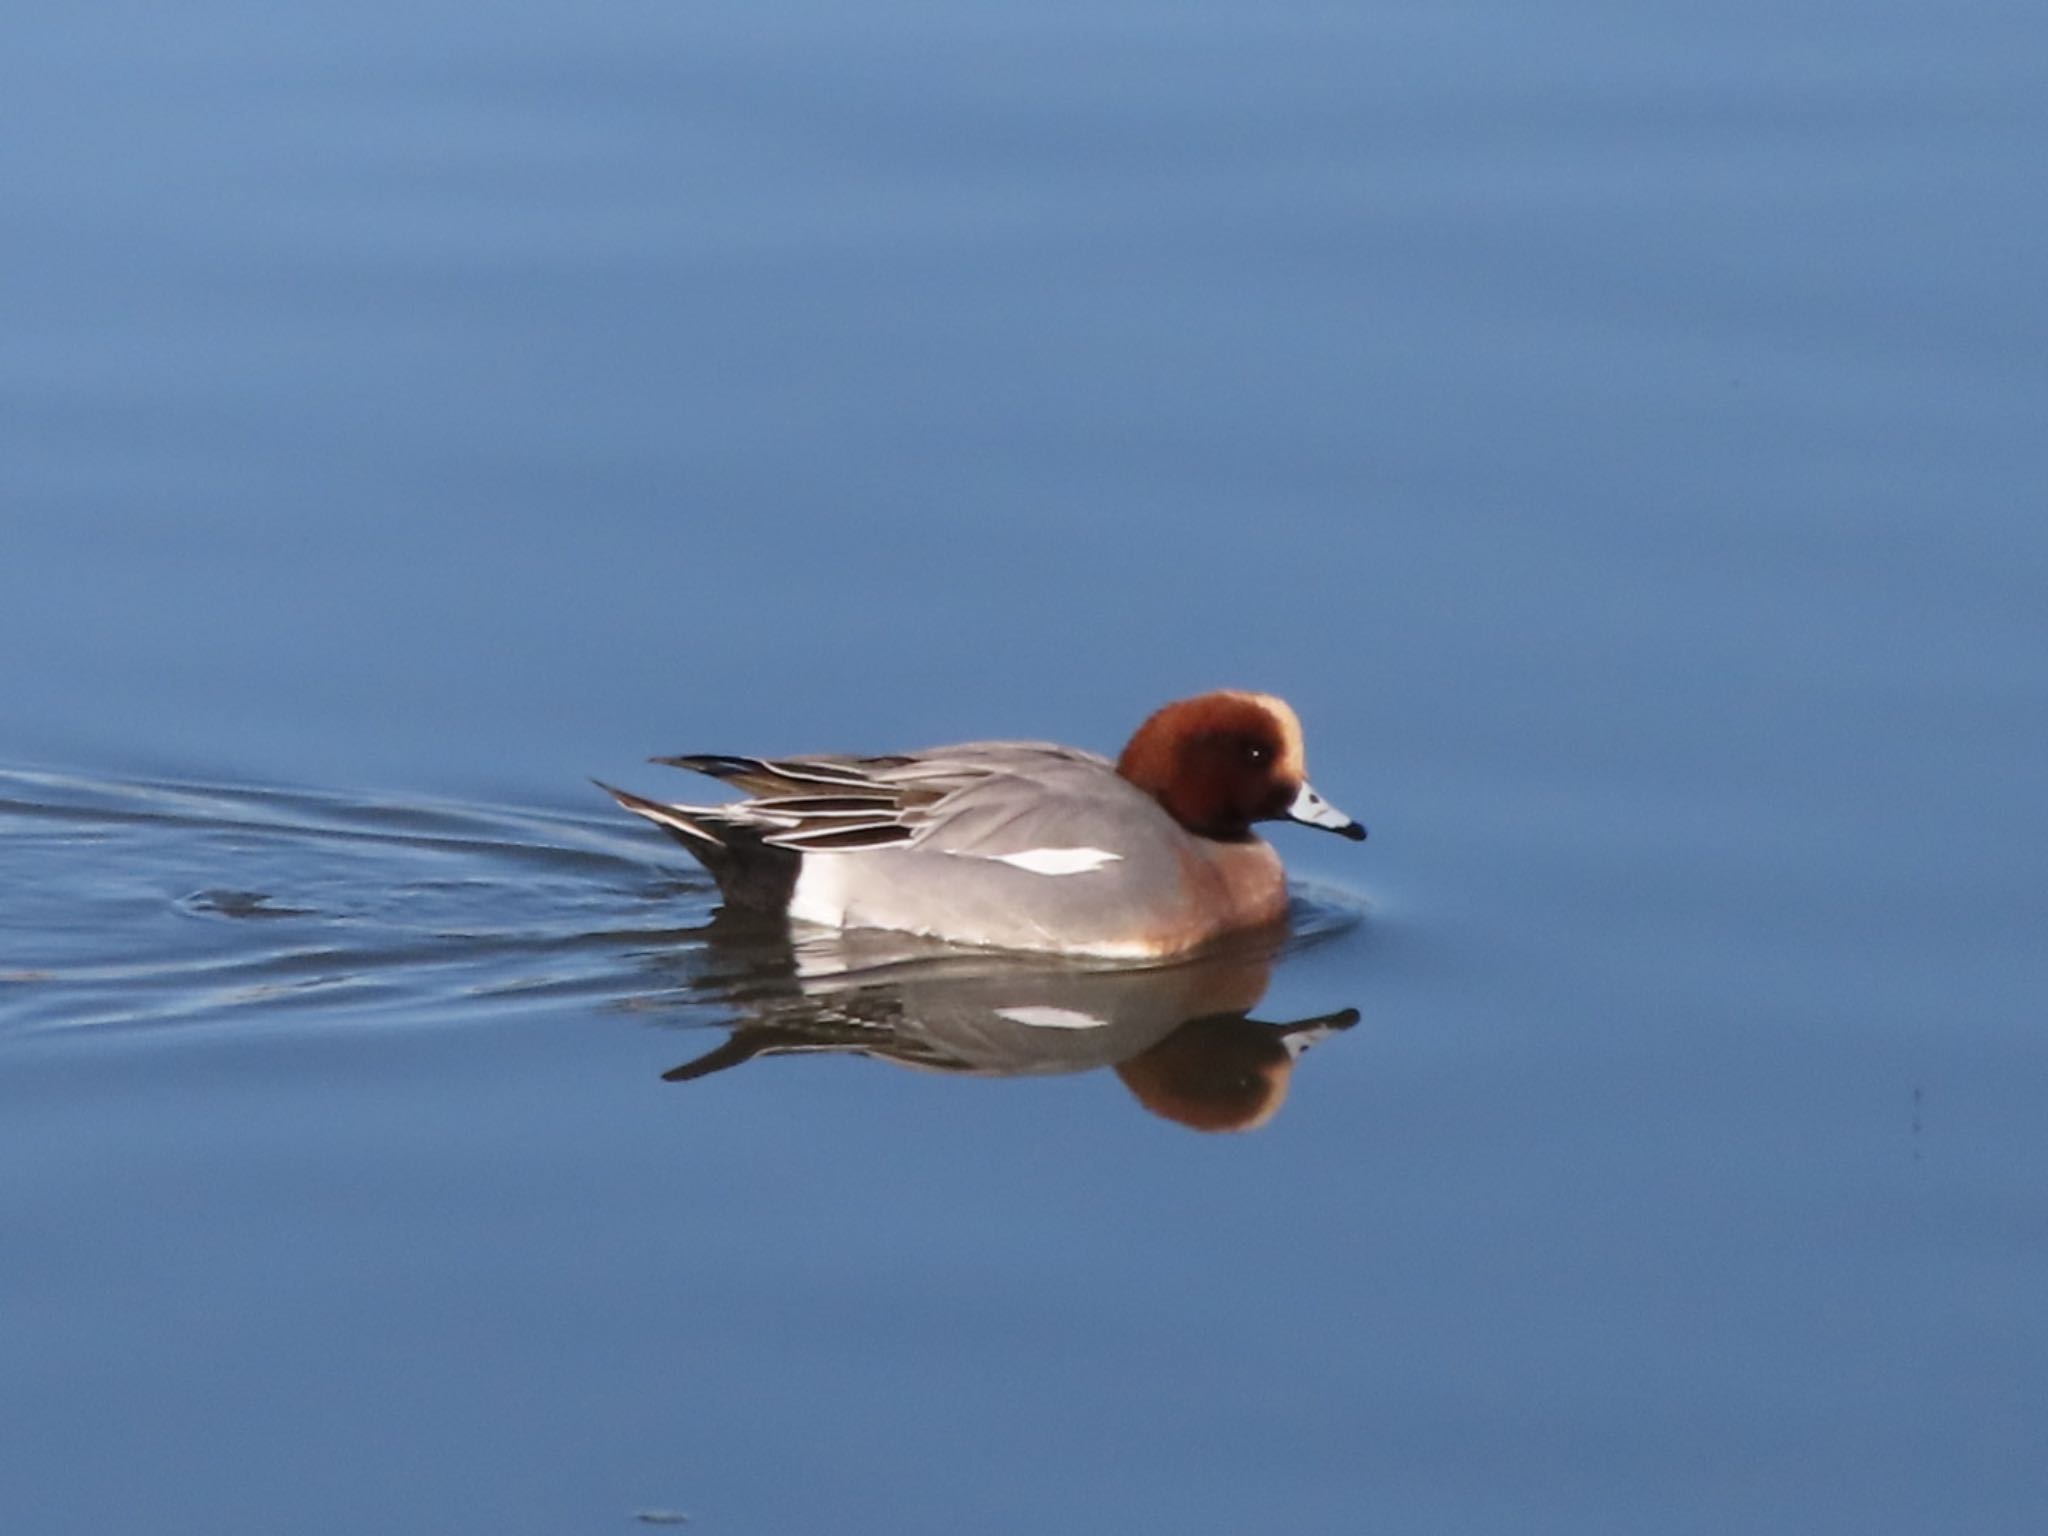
{"left": 600, "top": 690, "right": 1365, "bottom": 958}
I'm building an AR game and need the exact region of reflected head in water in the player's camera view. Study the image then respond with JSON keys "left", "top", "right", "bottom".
{"left": 653, "top": 917, "right": 1361, "bottom": 1134}
{"left": 1114, "top": 1011, "right": 1355, "bottom": 1133}
{"left": 598, "top": 689, "right": 1365, "bottom": 959}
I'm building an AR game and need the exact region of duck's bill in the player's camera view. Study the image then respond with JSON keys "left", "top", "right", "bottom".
{"left": 1284, "top": 780, "right": 1368, "bottom": 841}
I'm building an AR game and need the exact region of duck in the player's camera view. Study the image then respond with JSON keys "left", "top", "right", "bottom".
{"left": 599, "top": 690, "right": 1364, "bottom": 958}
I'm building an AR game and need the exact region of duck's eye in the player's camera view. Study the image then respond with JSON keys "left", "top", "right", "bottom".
{"left": 1242, "top": 741, "right": 1271, "bottom": 766}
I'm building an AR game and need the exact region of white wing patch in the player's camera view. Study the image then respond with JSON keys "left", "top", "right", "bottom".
{"left": 996, "top": 1006, "right": 1108, "bottom": 1030}
{"left": 988, "top": 847, "right": 1124, "bottom": 875}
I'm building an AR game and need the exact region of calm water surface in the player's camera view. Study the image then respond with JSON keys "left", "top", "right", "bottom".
{"left": 4, "top": 2, "right": 2045, "bottom": 1532}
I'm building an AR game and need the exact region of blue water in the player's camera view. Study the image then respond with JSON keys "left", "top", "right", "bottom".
{"left": 4, "top": 2, "right": 2045, "bottom": 1532}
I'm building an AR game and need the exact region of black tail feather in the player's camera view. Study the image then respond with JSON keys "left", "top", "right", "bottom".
{"left": 594, "top": 780, "right": 800, "bottom": 910}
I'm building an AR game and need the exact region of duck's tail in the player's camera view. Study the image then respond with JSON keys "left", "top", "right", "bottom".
{"left": 594, "top": 780, "right": 800, "bottom": 909}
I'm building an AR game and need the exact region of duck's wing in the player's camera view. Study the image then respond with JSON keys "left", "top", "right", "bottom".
{"left": 644, "top": 751, "right": 928, "bottom": 850}
{"left": 649, "top": 742, "right": 1118, "bottom": 854}
{"left": 652, "top": 751, "right": 917, "bottom": 797}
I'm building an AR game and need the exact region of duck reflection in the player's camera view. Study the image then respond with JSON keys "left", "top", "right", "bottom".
{"left": 659, "top": 916, "right": 1358, "bottom": 1132}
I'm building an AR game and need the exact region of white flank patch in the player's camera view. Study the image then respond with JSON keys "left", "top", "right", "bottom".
{"left": 785, "top": 856, "right": 852, "bottom": 928}
{"left": 990, "top": 846, "right": 1123, "bottom": 875}
{"left": 996, "top": 1006, "right": 1108, "bottom": 1031}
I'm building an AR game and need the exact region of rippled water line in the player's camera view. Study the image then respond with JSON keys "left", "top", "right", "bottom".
{"left": 1, "top": 768, "right": 703, "bottom": 1030}
{"left": 0, "top": 789, "right": 649, "bottom": 876}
